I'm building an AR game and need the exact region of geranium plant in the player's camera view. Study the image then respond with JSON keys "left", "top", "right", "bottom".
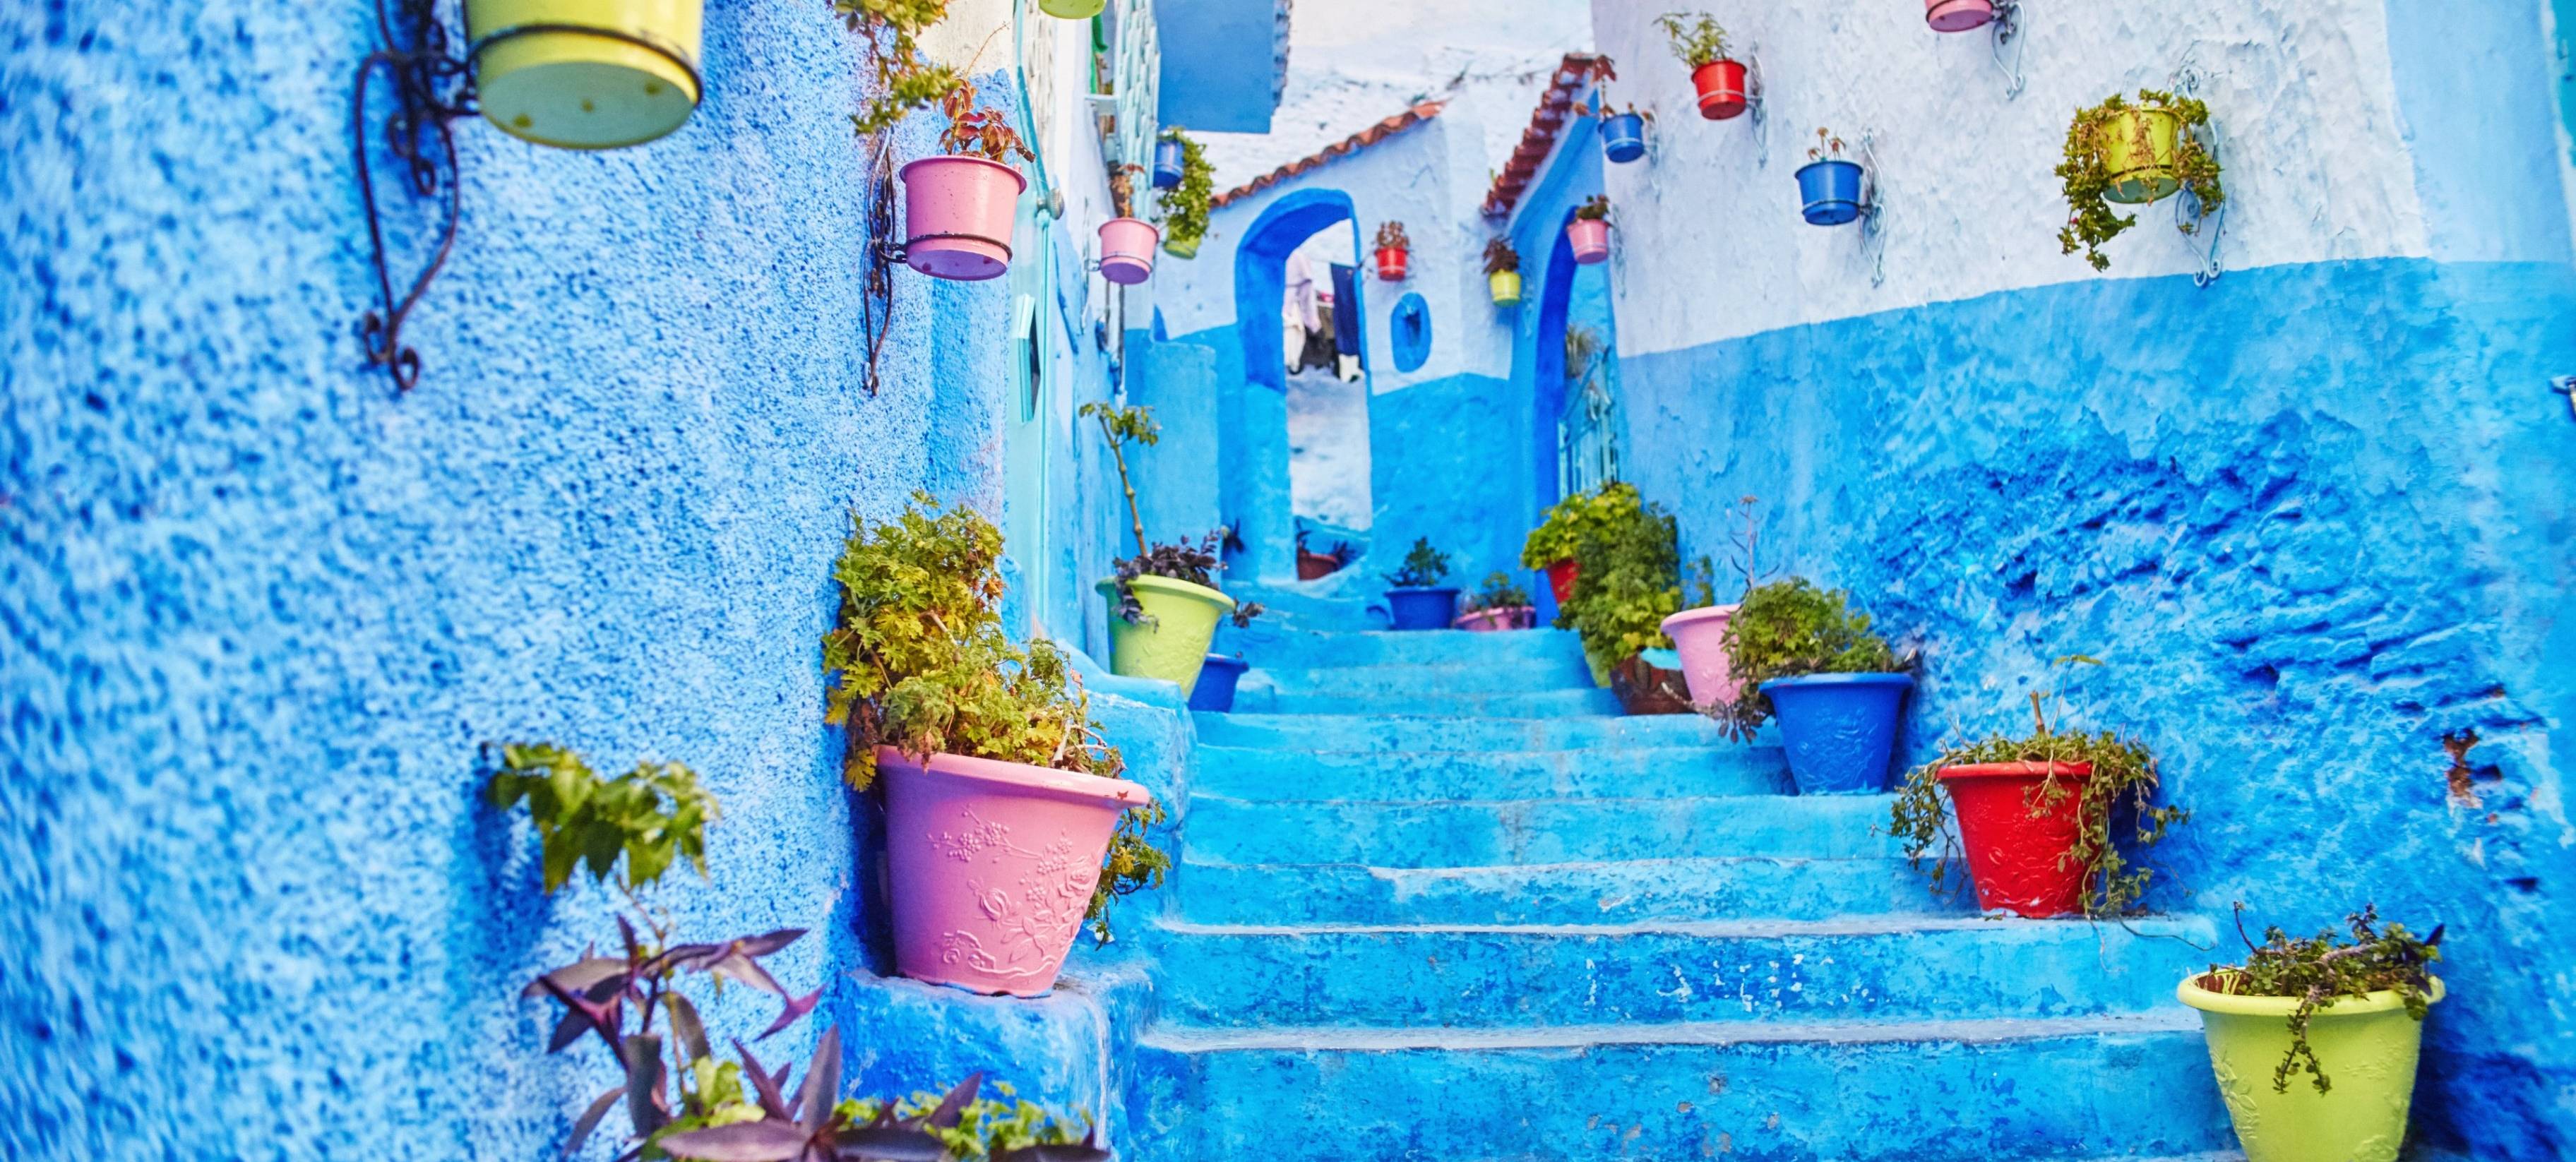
{"left": 1654, "top": 11, "right": 1730, "bottom": 67}
{"left": 2056, "top": 89, "right": 2222, "bottom": 270}
{"left": 1383, "top": 538, "right": 1453, "bottom": 589}
{"left": 487, "top": 743, "right": 716, "bottom": 897}
{"left": 1805, "top": 127, "right": 1845, "bottom": 162}
{"left": 1712, "top": 577, "right": 1903, "bottom": 736}
{"left": 1373, "top": 221, "right": 1412, "bottom": 252}
{"left": 1521, "top": 481, "right": 1640, "bottom": 572}
{"left": 938, "top": 79, "right": 1034, "bottom": 164}
{"left": 834, "top": 0, "right": 965, "bottom": 137}
{"left": 1555, "top": 486, "right": 1683, "bottom": 677}
{"left": 1081, "top": 402, "right": 1265, "bottom": 629}
{"left": 2199, "top": 904, "right": 2445, "bottom": 1094}
{"left": 1483, "top": 238, "right": 1520, "bottom": 276}
{"left": 1155, "top": 127, "right": 1215, "bottom": 256}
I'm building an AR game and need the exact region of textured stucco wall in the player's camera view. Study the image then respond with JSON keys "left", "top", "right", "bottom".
{"left": 1, "top": 1, "right": 1173, "bottom": 1157}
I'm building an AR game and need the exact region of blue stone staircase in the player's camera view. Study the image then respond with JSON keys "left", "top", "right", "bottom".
{"left": 1123, "top": 625, "right": 2239, "bottom": 1161}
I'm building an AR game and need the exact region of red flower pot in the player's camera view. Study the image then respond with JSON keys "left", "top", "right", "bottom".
{"left": 1296, "top": 550, "right": 1344, "bottom": 580}
{"left": 1940, "top": 761, "right": 2094, "bottom": 918}
{"left": 1924, "top": 0, "right": 1997, "bottom": 32}
{"left": 1544, "top": 558, "right": 1579, "bottom": 604}
{"left": 1692, "top": 59, "right": 1751, "bottom": 121}
{"left": 1374, "top": 246, "right": 1409, "bottom": 281}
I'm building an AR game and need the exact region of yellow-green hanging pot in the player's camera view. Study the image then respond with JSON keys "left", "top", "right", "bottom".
{"left": 1039, "top": 0, "right": 1107, "bottom": 17}
{"left": 1489, "top": 270, "right": 1522, "bottom": 306}
{"left": 2099, "top": 107, "right": 2181, "bottom": 205}
{"left": 467, "top": 0, "right": 703, "bottom": 150}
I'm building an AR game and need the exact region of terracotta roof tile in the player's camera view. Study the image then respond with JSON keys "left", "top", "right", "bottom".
{"left": 1481, "top": 52, "right": 1615, "bottom": 220}
{"left": 1210, "top": 102, "right": 1445, "bottom": 208}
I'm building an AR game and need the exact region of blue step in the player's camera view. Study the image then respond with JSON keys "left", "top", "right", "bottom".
{"left": 1195, "top": 711, "right": 1729, "bottom": 753}
{"left": 1232, "top": 685, "right": 1626, "bottom": 717}
{"left": 1236, "top": 628, "right": 1590, "bottom": 671}
{"left": 1123, "top": 1014, "right": 2234, "bottom": 1162}
{"left": 1192, "top": 743, "right": 1793, "bottom": 801}
{"left": 1253, "top": 659, "right": 1596, "bottom": 697}
{"left": 1142, "top": 916, "right": 2214, "bottom": 1029}
{"left": 1185, "top": 793, "right": 1904, "bottom": 866}
{"left": 1174, "top": 856, "right": 1969, "bottom": 926}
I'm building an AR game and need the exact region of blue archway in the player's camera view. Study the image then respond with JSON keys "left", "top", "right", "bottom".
{"left": 1226, "top": 187, "right": 1371, "bottom": 583}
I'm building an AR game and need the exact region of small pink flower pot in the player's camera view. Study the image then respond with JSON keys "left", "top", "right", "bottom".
{"left": 1097, "top": 217, "right": 1159, "bottom": 284}
{"left": 1453, "top": 606, "right": 1537, "bottom": 632}
{"left": 1659, "top": 604, "right": 1742, "bottom": 708}
{"left": 1925, "top": 0, "right": 1997, "bottom": 32}
{"left": 878, "top": 746, "right": 1151, "bottom": 997}
{"left": 898, "top": 155, "right": 1027, "bottom": 281}
{"left": 1568, "top": 218, "right": 1611, "bottom": 265}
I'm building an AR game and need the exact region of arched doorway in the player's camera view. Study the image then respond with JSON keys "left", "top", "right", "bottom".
{"left": 1230, "top": 188, "right": 1373, "bottom": 585}
{"left": 1529, "top": 202, "right": 1621, "bottom": 514}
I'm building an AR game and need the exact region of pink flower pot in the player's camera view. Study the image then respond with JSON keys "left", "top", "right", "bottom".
{"left": 1453, "top": 606, "right": 1536, "bottom": 632}
{"left": 898, "top": 155, "right": 1027, "bottom": 281}
{"left": 1925, "top": 0, "right": 1997, "bottom": 32}
{"left": 878, "top": 746, "right": 1151, "bottom": 997}
{"left": 1659, "top": 604, "right": 1742, "bottom": 708}
{"left": 1097, "top": 217, "right": 1159, "bottom": 284}
{"left": 1568, "top": 218, "right": 1611, "bottom": 265}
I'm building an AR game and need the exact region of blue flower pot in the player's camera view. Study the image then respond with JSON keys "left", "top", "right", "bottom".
{"left": 1600, "top": 112, "right": 1647, "bottom": 164}
{"left": 1760, "top": 673, "right": 1913, "bottom": 794}
{"left": 1796, "top": 158, "right": 1866, "bottom": 227}
{"left": 1188, "top": 654, "right": 1248, "bottom": 712}
{"left": 1152, "top": 139, "right": 1186, "bottom": 190}
{"left": 1381, "top": 587, "right": 1460, "bottom": 632}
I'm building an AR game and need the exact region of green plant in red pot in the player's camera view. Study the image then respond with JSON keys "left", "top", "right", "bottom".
{"left": 1554, "top": 486, "right": 1688, "bottom": 710}
{"left": 1520, "top": 481, "right": 1639, "bottom": 619}
{"left": 1657, "top": 11, "right": 1747, "bottom": 120}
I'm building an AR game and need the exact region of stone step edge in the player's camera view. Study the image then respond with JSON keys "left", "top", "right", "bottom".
{"left": 1179, "top": 854, "right": 1922, "bottom": 873}
{"left": 1191, "top": 791, "right": 1891, "bottom": 809}
{"left": 1153, "top": 915, "right": 2212, "bottom": 940}
{"left": 1195, "top": 743, "right": 1768, "bottom": 759}
{"left": 1138, "top": 1009, "right": 2202, "bottom": 1053}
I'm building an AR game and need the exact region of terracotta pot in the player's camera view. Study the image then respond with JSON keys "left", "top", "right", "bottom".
{"left": 1940, "top": 761, "right": 2092, "bottom": 917}
{"left": 1544, "top": 558, "right": 1579, "bottom": 604}
{"left": 1453, "top": 606, "right": 1536, "bottom": 632}
{"left": 1692, "top": 59, "right": 1751, "bottom": 120}
{"left": 1568, "top": 217, "right": 1611, "bottom": 265}
{"left": 1611, "top": 654, "right": 1692, "bottom": 715}
{"left": 878, "top": 747, "right": 1150, "bottom": 997}
{"left": 899, "top": 155, "right": 1027, "bottom": 280}
{"left": 1296, "top": 550, "right": 1344, "bottom": 580}
{"left": 1658, "top": 604, "right": 1741, "bottom": 708}
{"left": 1097, "top": 217, "right": 1159, "bottom": 285}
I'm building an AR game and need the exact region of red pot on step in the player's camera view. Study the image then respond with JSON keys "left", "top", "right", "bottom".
{"left": 1692, "top": 59, "right": 1751, "bottom": 120}
{"left": 1544, "top": 558, "right": 1580, "bottom": 604}
{"left": 1940, "top": 761, "right": 2094, "bottom": 918}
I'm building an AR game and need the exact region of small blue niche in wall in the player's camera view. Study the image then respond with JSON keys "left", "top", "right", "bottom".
{"left": 1390, "top": 292, "right": 1431, "bottom": 372}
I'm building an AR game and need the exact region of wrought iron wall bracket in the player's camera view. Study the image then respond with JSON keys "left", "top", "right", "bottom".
{"left": 1857, "top": 131, "right": 1891, "bottom": 287}
{"left": 1988, "top": 2, "right": 2028, "bottom": 100}
{"left": 352, "top": 0, "right": 475, "bottom": 393}
{"left": 2168, "top": 57, "right": 2226, "bottom": 287}
{"left": 1743, "top": 51, "right": 1770, "bottom": 167}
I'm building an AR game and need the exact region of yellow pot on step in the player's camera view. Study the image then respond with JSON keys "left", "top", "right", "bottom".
{"left": 1097, "top": 575, "right": 1236, "bottom": 697}
{"left": 467, "top": 0, "right": 703, "bottom": 150}
{"left": 2178, "top": 974, "right": 2443, "bottom": 1162}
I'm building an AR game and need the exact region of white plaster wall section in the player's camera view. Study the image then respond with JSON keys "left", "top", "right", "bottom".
{"left": 1586, "top": 0, "right": 2431, "bottom": 355}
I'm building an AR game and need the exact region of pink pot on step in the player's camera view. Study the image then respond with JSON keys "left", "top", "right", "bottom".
{"left": 1568, "top": 218, "right": 1611, "bottom": 265}
{"left": 1453, "top": 606, "right": 1537, "bottom": 632}
{"left": 898, "top": 156, "right": 1027, "bottom": 281}
{"left": 1097, "top": 217, "right": 1159, "bottom": 284}
{"left": 1659, "top": 604, "right": 1742, "bottom": 709}
{"left": 878, "top": 746, "right": 1151, "bottom": 997}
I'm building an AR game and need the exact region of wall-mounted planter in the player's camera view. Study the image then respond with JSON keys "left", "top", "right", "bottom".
{"left": 1038, "top": 0, "right": 1105, "bottom": 18}
{"left": 1795, "top": 158, "right": 1866, "bottom": 226}
{"left": 878, "top": 747, "right": 1149, "bottom": 997}
{"left": 1187, "top": 654, "right": 1249, "bottom": 712}
{"left": 1489, "top": 270, "right": 1523, "bottom": 306}
{"left": 1940, "top": 761, "right": 2092, "bottom": 917}
{"left": 1162, "top": 234, "right": 1201, "bottom": 260}
{"left": 1095, "top": 575, "right": 1236, "bottom": 696}
{"left": 2101, "top": 108, "right": 2183, "bottom": 204}
{"left": 1924, "top": 0, "right": 1997, "bottom": 32}
{"left": 1544, "top": 558, "right": 1580, "bottom": 605}
{"left": 1373, "top": 246, "right": 1410, "bottom": 281}
{"left": 1691, "top": 59, "right": 1751, "bottom": 120}
{"left": 1097, "top": 217, "right": 1159, "bottom": 285}
{"left": 1152, "top": 137, "right": 1186, "bottom": 189}
{"left": 1568, "top": 218, "right": 1611, "bottom": 265}
{"left": 1455, "top": 606, "right": 1537, "bottom": 632}
{"left": 1381, "top": 587, "right": 1460, "bottom": 631}
{"left": 2178, "top": 975, "right": 2444, "bottom": 1162}
{"left": 1659, "top": 604, "right": 1741, "bottom": 709}
{"left": 466, "top": 0, "right": 705, "bottom": 150}
{"left": 900, "top": 155, "right": 1027, "bottom": 280}
{"left": 1760, "top": 673, "right": 1912, "bottom": 793}
{"left": 1601, "top": 112, "right": 1648, "bottom": 163}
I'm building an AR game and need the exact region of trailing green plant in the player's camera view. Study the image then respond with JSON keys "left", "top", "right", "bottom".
{"left": 1713, "top": 577, "right": 1903, "bottom": 736}
{"left": 938, "top": 79, "right": 1034, "bottom": 164}
{"left": 1081, "top": 402, "right": 1265, "bottom": 629}
{"left": 1556, "top": 486, "right": 1683, "bottom": 676}
{"left": 2056, "top": 89, "right": 2222, "bottom": 271}
{"left": 2198, "top": 904, "right": 2445, "bottom": 1096}
{"left": 487, "top": 743, "right": 716, "bottom": 896}
{"left": 1573, "top": 194, "right": 1611, "bottom": 222}
{"left": 1885, "top": 657, "right": 2189, "bottom": 916}
{"left": 1373, "top": 221, "right": 1411, "bottom": 251}
{"left": 1382, "top": 538, "right": 1453, "bottom": 589}
{"left": 1520, "top": 481, "right": 1637, "bottom": 569}
{"left": 834, "top": 0, "right": 965, "bottom": 137}
{"left": 1483, "top": 237, "right": 1520, "bottom": 276}
{"left": 1462, "top": 571, "right": 1532, "bottom": 613}
{"left": 1154, "top": 128, "right": 1215, "bottom": 256}
{"left": 1654, "top": 11, "right": 1731, "bottom": 67}
{"left": 840, "top": 1079, "right": 1099, "bottom": 1160}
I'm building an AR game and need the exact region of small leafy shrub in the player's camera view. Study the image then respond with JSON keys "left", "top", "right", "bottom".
{"left": 1715, "top": 577, "right": 1902, "bottom": 734}
{"left": 1556, "top": 487, "right": 1683, "bottom": 676}
{"left": 1082, "top": 402, "right": 1265, "bottom": 629}
{"left": 1373, "top": 221, "right": 1411, "bottom": 251}
{"left": 1520, "top": 481, "right": 1638, "bottom": 570}
{"left": 1574, "top": 194, "right": 1611, "bottom": 222}
{"left": 1155, "top": 127, "right": 1215, "bottom": 256}
{"left": 2056, "top": 89, "right": 2222, "bottom": 271}
{"left": 1885, "top": 659, "right": 2189, "bottom": 916}
{"left": 2198, "top": 904, "right": 2445, "bottom": 1096}
{"left": 835, "top": 0, "right": 964, "bottom": 137}
{"left": 1654, "top": 11, "right": 1731, "bottom": 67}
{"left": 1462, "top": 571, "right": 1532, "bottom": 613}
{"left": 487, "top": 743, "right": 715, "bottom": 895}
{"left": 1482, "top": 238, "right": 1520, "bottom": 276}
{"left": 938, "top": 79, "right": 1034, "bottom": 164}
{"left": 1383, "top": 538, "right": 1453, "bottom": 589}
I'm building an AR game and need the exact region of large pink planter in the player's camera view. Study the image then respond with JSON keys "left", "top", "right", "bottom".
{"left": 1568, "top": 218, "right": 1611, "bottom": 265}
{"left": 1097, "top": 217, "right": 1159, "bottom": 284}
{"left": 1454, "top": 606, "right": 1537, "bottom": 632}
{"left": 898, "top": 156, "right": 1027, "bottom": 281}
{"left": 878, "top": 747, "right": 1150, "bottom": 997}
{"left": 1659, "top": 604, "right": 1742, "bottom": 708}
{"left": 1925, "top": 0, "right": 1997, "bottom": 32}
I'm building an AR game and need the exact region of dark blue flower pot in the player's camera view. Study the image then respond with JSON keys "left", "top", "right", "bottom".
{"left": 1760, "top": 673, "right": 1913, "bottom": 794}
{"left": 1382, "top": 587, "right": 1459, "bottom": 631}
{"left": 1601, "top": 112, "right": 1647, "bottom": 164}
{"left": 1188, "top": 654, "right": 1248, "bottom": 712}
{"left": 1796, "top": 158, "right": 1866, "bottom": 226}
{"left": 1152, "top": 139, "right": 1186, "bottom": 189}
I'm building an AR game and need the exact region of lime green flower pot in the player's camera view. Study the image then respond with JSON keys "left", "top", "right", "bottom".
{"left": 465, "top": 0, "right": 703, "bottom": 150}
{"left": 2101, "top": 107, "right": 2181, "bottom": 205}
{"left": 1097, "top": 575, "right": 1235, "bottom": 696}
{"left": 2176, "top": 974, "right": 2445, "bottom": 1162}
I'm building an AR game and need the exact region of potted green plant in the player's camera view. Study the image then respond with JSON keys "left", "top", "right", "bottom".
{"left": 1373, "top": 221, "right": 1412, "bottom": 280}
{"left": 1455, "top": 572, "right": 1536, "bottom": 631}
{"left": 1521, "top": 481, "right": 1639, "bottom": 611}
{"left": 835, "top": 0, "right": 963, "bottom": 138}
{"left": 1484, "top": 238, "right": 1523, "bottom": 306}
{"left": 895, "top": 80, "right": 1035, "bottom": 281}
{"left": 1376, "top": 537, "right": 1457, "bottom": 631}
{"left": 1717, "top": 578, "right": 1912, "bottom": 792}
{"left": 823, "top": 492, "right": 1167, "bottom": 995}
{"left": 2178, "top": 906, "right": 2446, "bottom": 1162}
{"left": 1661, "top": 496, "right": 1766, "bottom": 710}
{"left": 1155, "top": 127, "right": 1215, "bottom": 258}
{"left": 1083, "top": 402, "right": 1264, "bottom": 695}
{"left": 2056, "top": 89, "right": 2223, "bottom": 270}
{"left": 1885, "top": 659, "right": 2188, "bottom": 917}
{"left": 1656, "top": 11, "right": 1748, "bottom": 120}
{"left": 1568, "top": 195, "right": 1613, "bottom": 265}
{"left": 1554, "top": 487, "right": 1688, "bottom": 711}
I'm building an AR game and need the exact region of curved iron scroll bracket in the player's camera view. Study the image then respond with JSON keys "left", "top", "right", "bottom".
{"left": 352, "top": 0, "right": 475, "bottom": 393}
{"left": 2169, "top": 58, "right": 2226, "bottom": 287}
{"left": 1857, "top": 131, "right": 1891, "bottom": 288}
{"left": 1743, "top": 49, "right": 1770, "bottom": 168}
{"left": 1988, "top": 2, "right": 2027, "bottom": 100}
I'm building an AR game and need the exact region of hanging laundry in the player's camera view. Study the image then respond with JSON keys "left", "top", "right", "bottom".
{"left": 1329, "top": 263, "right": 1365, "bottom": 381}
{"left": 1282, "top": 252, "right": 1322, "bottom": 375}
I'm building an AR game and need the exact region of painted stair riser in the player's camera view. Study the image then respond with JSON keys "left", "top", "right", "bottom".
{"left": 1186, "top": 793, "right": 1905, "bottom": 867}
{"left": 1123, "top": 1026, "right": 2234, "bottom": 1162}
{"left": 1141, "top": 919, "right": 2216, "bottom": 1029}
{"left": 1236, "top": 628, "right": 1590, "bottom": 670}
{"left": 1195, "top": 711, "right": 1729, "bottom": 753}
{"left": 1173, "top": 856, "right": 1974, "bottom": 926}
{"left": 1193, "top": 743, "right": 1792, "bottom": 801}
{"left": 1237, "top": 685, "right": 1625, "bottom": 717}
{"left": 1251, "top": 659, "right": 1599, "bottom": 697}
